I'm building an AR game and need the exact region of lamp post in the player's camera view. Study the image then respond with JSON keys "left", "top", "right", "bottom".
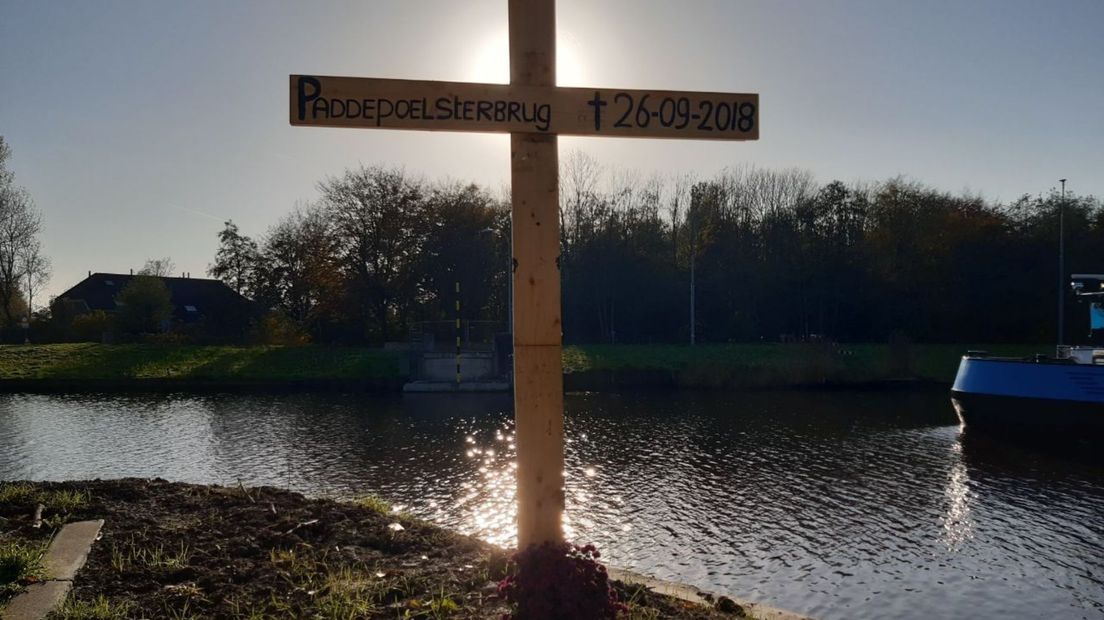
{"left": 1058, "top": 178, "right": 1067, "bottom": 348}
{"left": 479, "top": 226, "right": 513, "bottom": 335}
{"left": 689, "top": 201, "right": 696, "bottom": 346}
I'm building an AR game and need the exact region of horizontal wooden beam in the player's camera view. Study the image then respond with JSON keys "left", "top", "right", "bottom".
{"left": 290, "top": 75, "right": 758, "bottom": 141}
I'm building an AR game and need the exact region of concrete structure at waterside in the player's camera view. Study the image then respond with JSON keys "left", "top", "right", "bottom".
{"left": 402, "top": 320, "right": 512, "bottom": 392}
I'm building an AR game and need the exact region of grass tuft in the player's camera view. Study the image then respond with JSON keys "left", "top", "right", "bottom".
{"left": 49, "top": 489, "right": 91, "bottom": 512}
{"left": 0, "top": 540, "right": 48, "bottom": 600}
{"left": 49, "top": 594, "right": 131, "bottom": 620}
{"left": 109, "top": 538, "right": 191, "bottom": 572}
{"left": 355, "top": 495, "right": 392, "bottom": 514}
{"left": 0, "top": 483, "right": 89, "bottom": 512}
{"left": 0, "top": 483, "right": 39, "bottom": 505}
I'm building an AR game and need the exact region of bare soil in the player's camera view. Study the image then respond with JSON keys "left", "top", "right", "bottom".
{"left": 0, "top": 479, "right": 740, "bottom": 619}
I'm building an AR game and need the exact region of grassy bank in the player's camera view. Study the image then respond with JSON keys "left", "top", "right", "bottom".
{"left": 0, "top": 480, "right": 743, "bottom": 619}
{"left": 562, "top": 343, "right": 1044, "bottom": 387}
{"left": 0, "top": 342, "right": 1046, "bottom": 391}
{"left": 0, "top": 343, "right": 402, "bottom": 383}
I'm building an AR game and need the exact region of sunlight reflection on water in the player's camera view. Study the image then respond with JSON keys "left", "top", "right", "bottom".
{"left": 941, "top": 437, "right": 975, "bottom": 551}
{"left": 449, "top": 423, "right": 518, "bottom": 547}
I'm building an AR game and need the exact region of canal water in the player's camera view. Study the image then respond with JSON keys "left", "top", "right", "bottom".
{"left": 0, "top": 389, "right": 1101, "bottom": 619}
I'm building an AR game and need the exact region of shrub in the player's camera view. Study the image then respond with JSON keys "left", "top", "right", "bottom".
{"left": 251, "top": 310, "right": 311, "bottom": 346}
{"left": 69, "top": 310, "right": 115, "bottom": 342}
{"left": 115, "top": 276, "right": 173, "bottom": 334}
{"left": 499, "top": 542, "right": 623, "bottom": 620}
{"left": 140, "top": 331, "right": 189, "bottom": 345}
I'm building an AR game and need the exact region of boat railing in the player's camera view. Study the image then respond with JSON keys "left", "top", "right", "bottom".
{"left": 1059, "top": 345, "right": 1104, "bottom": 365}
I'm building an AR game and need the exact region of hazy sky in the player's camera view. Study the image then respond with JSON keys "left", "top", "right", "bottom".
{"left": 2, "top": 0, "right": 1102, "bottom": 302}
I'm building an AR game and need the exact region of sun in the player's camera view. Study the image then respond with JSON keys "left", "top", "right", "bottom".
{"left": 465, "top": 28, "right": 587, "bottom": 86}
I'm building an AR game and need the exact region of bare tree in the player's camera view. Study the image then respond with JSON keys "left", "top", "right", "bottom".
{"left": 139, "top": 257, "right": 176, "bottom": 277}
{"left": 21, "top": 240, "right": 50, "bottom": 315}
{"left": 0, "top": 137, "right": 45, "bottom": 326}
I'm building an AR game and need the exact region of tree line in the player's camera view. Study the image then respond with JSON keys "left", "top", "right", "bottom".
{"left": 209, "top": 168, "right": 509, "bottom": 344}
{"left": 210, "top": 154, "right": 1103, "bottom": 346}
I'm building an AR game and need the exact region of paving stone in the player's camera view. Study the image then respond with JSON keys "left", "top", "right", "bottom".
{"left": 1, "top": 581, "right": 71, "bottom": 620}
{"left": 2, "top": 520, "right": 105, "bottom": 620}
{"left": 44, "top": 520, "right": 103, "bottom": 581}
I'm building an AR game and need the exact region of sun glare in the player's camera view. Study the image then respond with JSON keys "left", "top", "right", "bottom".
{"left": 465, "top": 29, "right": 586, "bottom": 86}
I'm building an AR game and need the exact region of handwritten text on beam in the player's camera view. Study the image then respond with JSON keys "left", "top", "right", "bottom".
{"left": 290, "top": 75, "right": 759, "bottom": 141}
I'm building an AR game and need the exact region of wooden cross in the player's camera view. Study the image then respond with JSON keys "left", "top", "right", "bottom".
{"left": 290, "top": 0, "right": 758, "bottom": 549}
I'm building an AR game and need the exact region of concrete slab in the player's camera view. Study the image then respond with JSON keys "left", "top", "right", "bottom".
{"left": 44, "top": 520, "right": 103, "bottom": 581}
{"left": 402, "top": 380, "right": 511, "bottom": 393}
{"left": 2, "top": 520, "right": 104, "bottom": 620}
{"left": 609, "top": 566, "right": 813, "bottom": 620}
{"left": 1, "top": 581, "right": 70, "bottom": 620}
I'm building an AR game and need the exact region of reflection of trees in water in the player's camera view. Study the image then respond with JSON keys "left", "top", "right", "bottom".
{"left": 206, "top": 394, "right": 479, "bottom": 492}
{"left": 0, "top": 393, "right": 221, "bottom": 483}
{"left": 205, "top": 393, "right": 400, "bottom": 492}
{"left": 564, "top": 390, "right": 967, "bottom": 604}
{"left": 952, "top": 429, "right": 1104, "bottom": 614}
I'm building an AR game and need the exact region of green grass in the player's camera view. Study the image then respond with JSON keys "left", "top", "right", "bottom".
{"left": 354, "top": 495, "right": 393, "bottom": 515}
{"left": 0, "top": 540, "right": 48, "bottom": 600}
{"left": 563, "top": 343, "right": 1045, "bottom": 384}
{"left": 110, "top": 538, "right": 192, "bottom": 572}
{"left": 49, "top": 595, "right": 131, "bottom": 620}
{"left": 0, "top": 344, "right": 402, "bottom": 382}
{"left": 0, "top": 342, "right": 1047, "bottom": 388}
{"left": 0, "top": 483, "right": 90, "bottom": 512}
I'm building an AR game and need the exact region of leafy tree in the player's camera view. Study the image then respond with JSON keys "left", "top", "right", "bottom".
{"left": 116, "top": 276, "right": 173, "bottom": 334}
{"left": 208, "top": 220, "right": 258, "bottom": 296}
{"left": 319, "top": 165, "right": 427, "bottom": 342}
{"left": 421, "top": 182, "right": 509, "bottom": 323}
{"left": 253, "top": 206, "right": 340, "bottom": 332}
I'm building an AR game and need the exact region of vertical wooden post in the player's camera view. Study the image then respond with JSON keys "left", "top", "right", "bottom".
{"left": 509, "top": 0, "right": 564, "bottom": 547}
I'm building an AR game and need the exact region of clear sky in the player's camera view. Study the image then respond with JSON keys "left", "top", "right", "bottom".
{"left": 2, "top": 0, "right": 1102, "bottom": 302}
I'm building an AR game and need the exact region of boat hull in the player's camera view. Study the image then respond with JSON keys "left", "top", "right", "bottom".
{"left": 951, "top": 356, "right": 1104, "bottom": 439}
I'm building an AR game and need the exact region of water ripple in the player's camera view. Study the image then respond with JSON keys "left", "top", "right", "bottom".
{"left": 1, "top": 390, "right": 1102, "bottom": 619}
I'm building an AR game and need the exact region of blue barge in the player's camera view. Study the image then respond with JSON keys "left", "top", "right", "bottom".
{"left": 951, "top": 274, "right": 1104, "bottom": 440}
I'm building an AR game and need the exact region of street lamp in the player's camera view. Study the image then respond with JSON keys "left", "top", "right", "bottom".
{"left": 1058, "top": 178, "right": 1067, "bottom": 348}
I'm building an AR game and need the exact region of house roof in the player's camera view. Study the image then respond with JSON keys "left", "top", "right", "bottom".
{"left": 55, "top": 273, "right": 247, "bottom": 322}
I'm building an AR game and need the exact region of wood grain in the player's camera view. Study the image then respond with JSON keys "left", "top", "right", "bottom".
{"left": 509, "top": 0, "right": 565, "bottom": 548}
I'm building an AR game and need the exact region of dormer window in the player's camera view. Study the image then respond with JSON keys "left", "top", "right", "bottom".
{"left": 105, "top": 280, "right": 114, "bottom": 286}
